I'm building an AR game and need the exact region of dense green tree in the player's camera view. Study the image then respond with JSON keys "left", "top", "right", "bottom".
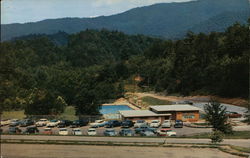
{"left": 25, "top": 89, "right": 66, "bottom": 115}
{"left": 204, "top": 100, "right": 232, "bottom": 134}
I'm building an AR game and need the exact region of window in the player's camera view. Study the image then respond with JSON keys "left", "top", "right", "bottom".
{"left": 182, "top": 113, "right": 195, "bottom": 119}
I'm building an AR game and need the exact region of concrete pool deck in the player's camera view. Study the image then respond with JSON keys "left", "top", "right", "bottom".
{"left": 102, "top": 98, "right": 140, "bottom": 110}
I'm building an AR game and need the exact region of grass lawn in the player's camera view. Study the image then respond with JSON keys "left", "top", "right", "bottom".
{"left": 59, "top": 106, "right": 77, "bottom": 121}
{"left": 1, "top": 110, "right": 26, "bottom": 120}
{"left": 1, "top": 106, "right": 77, "bottom": 121}
{"left": 187, "top": 131, "right": 250, "bottom": 139}
{"left": 141, "top": 96, "right": 172, "bottom": 106}
{"left": 230, "top": 145, "right": 250, "bottom": 153}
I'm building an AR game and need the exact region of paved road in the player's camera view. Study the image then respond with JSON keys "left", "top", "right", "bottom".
{"left": 2, "top": 135, "right": 250, "bottom": 148}
{"left": 2, "top": 144, "right": 241, "bottom": 158}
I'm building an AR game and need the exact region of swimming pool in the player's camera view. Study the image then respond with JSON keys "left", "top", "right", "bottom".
{"left": 100, "top": 105, "right": 132, "bottom": 114}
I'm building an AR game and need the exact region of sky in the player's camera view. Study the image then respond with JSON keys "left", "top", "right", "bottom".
{"left": 1, "top": 0, "right": 192, "bottom": 24}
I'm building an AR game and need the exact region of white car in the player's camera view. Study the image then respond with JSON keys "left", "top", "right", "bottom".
{"left": 47, "top": 120, "right": 60, "bottom": 127}
{"left": 134, "top": 120, "right": 147, "bottom": 128}
{"left": 9, "top": 119, "right": 20, "bottom": 126}
{"left": 58, "top": 128, "right": 69, "bottom": 135}
{"left": 1, "top": 119, "right": 11, "bottom": 126}
{"left": 161, "top": 120, "right": 172, "bottom": 128}
{"left": 157, "top": 129, "right": 176, "bottom": 137}
{"left": 87, "top": 128, "right": 97, "bottom": 136}
{"left": 150, "top": 120, "right": 161, "bottom": 128}
{"left": 89, "top": 120, "right": 107, "bottom": 128}
{"left": 72, "top": 128, "right": 82, "bottom": 135}
{"left": 36, "top": 118, "right": 49, "bottom": 127}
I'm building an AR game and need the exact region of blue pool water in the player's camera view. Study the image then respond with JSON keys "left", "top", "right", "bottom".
{"left": 100, "top": 105, "right": 132, "bottom": 114}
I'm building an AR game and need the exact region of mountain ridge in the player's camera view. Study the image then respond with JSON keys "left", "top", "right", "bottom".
{"left": 1, "top": 0, "right": 249, "bottom": 41}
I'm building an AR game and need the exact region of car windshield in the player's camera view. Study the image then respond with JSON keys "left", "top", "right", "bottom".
{"left": 44, "top": 129, "right": 51, "bottom": 131}
{"left": 9, "top": 127, "right": 16, "bottom": 131}
{"left": 152, "top": 121, "right": 158, "bottom": 123}
{"left": 74, "top": 129, "right": 81, "bottom": 132}
{"left": 51, "top": 120, "right": 57, "bottom": 122}
{"left": 123, "top": 130, "right": 132, "bottom": 133}
{"left": 144, "top": 130, "right": 153, "bottom": 133}
{"left": 107, "top": 130, "right": 115, "bottom": 132}
{"left": 60, "top": 129, "right": 67, "bottom": 131}
{"left": 136, "top": 120, "right": 144, "bottom": 123}
{"left": 88, "top": 129, "right": 95, "bottom": 132}
{"left": 40, "top": 119, "right": 47, "bottom": 122}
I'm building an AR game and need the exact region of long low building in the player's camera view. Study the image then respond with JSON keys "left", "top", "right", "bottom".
{"left": 119, "top": 104, "right": 201, "bottom": 122}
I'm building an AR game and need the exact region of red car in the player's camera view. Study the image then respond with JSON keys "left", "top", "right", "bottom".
{"left": 225, "top": 112, "right": 242, "bottom": 118}
{"left": 43, "top": 128, "right": 53, "bottom": 135}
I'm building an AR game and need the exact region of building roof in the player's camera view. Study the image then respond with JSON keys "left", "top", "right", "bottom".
{"left": 150, "top": 104, "right": 201, "bottom": 112}
{"left": 119, "top": 110, "right": 171, "bottom": 118}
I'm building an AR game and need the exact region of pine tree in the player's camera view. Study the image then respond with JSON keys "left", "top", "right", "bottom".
{"left": 204, "top": 99, "right": 233, "bottom": 134}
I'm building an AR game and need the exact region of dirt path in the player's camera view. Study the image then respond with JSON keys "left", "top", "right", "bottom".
{"left": 2, "top": 144, "right": 242, "bottom": 158}
{"left": 134, "top": 92, "right": 248, "bottom": 107}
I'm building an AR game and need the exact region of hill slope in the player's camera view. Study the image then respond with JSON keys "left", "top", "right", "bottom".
{"left": 1, "top": 0, "right": 249, "bottom": 40}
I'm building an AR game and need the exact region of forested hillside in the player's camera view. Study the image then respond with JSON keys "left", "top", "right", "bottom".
{"left": 1, "top": 0, "right": 249, "bottom": 40}
{"left": 0, "top": 30, "right": 159, "bottom": 115}
{"left": 0, "top": 21, "right": 249, "bottom": 115}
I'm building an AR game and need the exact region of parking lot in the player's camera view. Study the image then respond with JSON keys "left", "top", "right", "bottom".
{"left": 0, "top": 123, "right": 212, "bottom": 137}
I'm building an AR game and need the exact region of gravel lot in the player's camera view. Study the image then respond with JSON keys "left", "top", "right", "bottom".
{"left": 1, "top": 144, "right": 242, "bottom": 158}
{"left": 192, "top": 102, "right": 248, "bottom": 114}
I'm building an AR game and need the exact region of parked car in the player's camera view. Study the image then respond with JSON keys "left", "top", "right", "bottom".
{"left": 225, "top": 111, "right": 242, "bottom": 118}
{"left": 1, "top": 119, "right": 11, "bottom": 126}
{"left": 157, "top": 129, "right": 176, "bottom": 136}
{"left": 174, "top": 120, "right": 183, "bottom": 128}
{"left": 43, "top": 128, "right": 53, "bottom": 135}
{"left": 150, "top": 120, "right": 161, "bottom": 128}
{"left": 9, "top": 119, "right": 21, "bottom": 127}
{"left": 105, "top": 120, "right": 121, "bottom": 128}
{"left": 35, "top": 118, "right": 49, "bottom": 127}
{"left": 71, "top": 120, "right": 88, "bottom": 128}
{"left": 8, "top": 127, "right": 22, "bottom": 134}
{"left": 72, "top": 128, "right": 83, "bottom": 135}
{"left": 134, "top": 120, "right": 147, "bottom": 128}
{"left": 23, "top": 126, "right": 39, "bottom": 134}
{"left": 59, "top": 128, "right": 69, "bottom": 135}
{"left": 135, "top": 125, "right": 156, "bottom": 134}
{"left": 90, "top": 120, "right": 107, "bottom": 128}
{"left": 104, "top": 129, "right": 117, "bottom": 136}
{"left": 20, "top": 119, "right": 34, "bottom": 127}
{"left": 47, "top": 120, "right": 60, "bottom": 128}
{"left": 87, "top": 128, "right": 97, "bottom": 136}
{"left": 175, "top": 100, "right": 193, "bottom": 105}
{"left": 121, "top": 120, "right": 134, "bottom": 128}
{"left": 57, "top": 120, "right": 72, "bottom": 128}
{"left": 161, "top": 120, "right": 172, "bottom": 128}
{"left": 119, "top": 129, "right": 134, "bottom": 136}
{"left": 140, "top": 130, "right": 155, "bottom": 136}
